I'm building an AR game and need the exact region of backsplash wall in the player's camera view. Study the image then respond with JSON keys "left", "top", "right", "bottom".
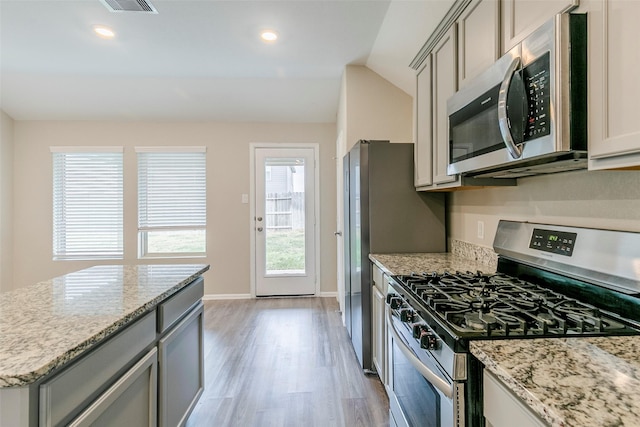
{"left": 449, "top": 169, "right": 640, "bottom": 249}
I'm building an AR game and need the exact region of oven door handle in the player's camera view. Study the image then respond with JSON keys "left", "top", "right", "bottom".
{"left": 386, "top": 307, "right": 454, "bottom": 399}
{"left": 497, "top": 56, "right": 523, "bottom": 159}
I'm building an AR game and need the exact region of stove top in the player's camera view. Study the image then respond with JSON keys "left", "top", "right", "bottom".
{"left": 392, "top": 271, "right": 640, "bottom": 339}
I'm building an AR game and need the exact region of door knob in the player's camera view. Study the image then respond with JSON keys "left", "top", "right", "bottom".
{"left": 334, "top": 231, "right": 342, "bottom": 236}
{"left": 257, "top": 227, "right": 263, "bottom": 232}
{"left": 257, "top": 217, "right": 263, "bottom": 221}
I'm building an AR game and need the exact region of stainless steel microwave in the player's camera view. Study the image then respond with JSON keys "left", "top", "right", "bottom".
{"left": 447, "top": 13, "right": 587, "bottom": 179}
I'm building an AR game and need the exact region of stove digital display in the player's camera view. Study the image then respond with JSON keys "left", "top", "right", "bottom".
{"left": 529, "top": 228, "right": 577, "bottom": 256}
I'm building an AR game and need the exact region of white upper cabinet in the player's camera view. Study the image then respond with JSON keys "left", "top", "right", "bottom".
{"left": 502, "top": 0, "right": 579, "bottom": 53}
{"left": 457, "top": 0, "right": 500, "bottom": 88}
{"left": 432, "top": 27, "right": 459, "bottom": 185}
{"left": 587, "top": 0, "right": 640, "bottom": 170}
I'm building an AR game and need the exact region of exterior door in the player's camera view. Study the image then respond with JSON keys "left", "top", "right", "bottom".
{"left": 253, "top": 147, "right": 317, "bottom": 296}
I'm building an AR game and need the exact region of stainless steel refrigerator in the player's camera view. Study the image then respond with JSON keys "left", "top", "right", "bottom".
{"left": 343, "top": 140, "right": 446, "bottom": 370}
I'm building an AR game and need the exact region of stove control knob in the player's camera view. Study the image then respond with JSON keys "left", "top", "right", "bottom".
{"left": 412, "top": 323, "right": 427, "bottom": 339}
{"left": 389, "top": 297, "right": 404, "bottom": 310}
{"left": 400, "top": 308, "right": 415, "bottom": 323}
{"left": 420, "top": 332, "right": 438, "bottom": 350}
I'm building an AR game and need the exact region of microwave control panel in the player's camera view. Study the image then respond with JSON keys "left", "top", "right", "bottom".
{"left": 529, "top": 228, "right": 577, "bottom": 256}
{"left": 523, "top": 52, "right": 551, "bottom": 141}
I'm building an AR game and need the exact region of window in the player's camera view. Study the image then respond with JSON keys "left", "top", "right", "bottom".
{"left": 52, "top": 147, "right": 124, "bottom": 260}
{"left": 137, "top": 147, "right": 206, "bottom": 258}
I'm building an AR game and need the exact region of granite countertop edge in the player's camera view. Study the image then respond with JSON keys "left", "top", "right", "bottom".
{"left": 470, "top": 341, "right": 564, "bottom": 426}
{"left": 0, "top": 264, "right": 210, "bottom": 388}
{"left": 369, "top": 252, "right": 497, "bottom": 276}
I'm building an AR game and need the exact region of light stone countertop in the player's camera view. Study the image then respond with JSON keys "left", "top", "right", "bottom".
{"left": 370, "top": 252, "right": 640, "bottom": 427}
{"left": 471, "top": 337, "right": 640, "bottom": 427}
{"left": 0, "top": 263, "right": 209, "bottom": 388}
{"left": 369, "top": 252, "right": 497, "bottom": 277}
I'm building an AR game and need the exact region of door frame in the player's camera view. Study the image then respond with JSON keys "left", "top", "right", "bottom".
{"left": 249, "top": 143, "right": 321, "bottom": 298}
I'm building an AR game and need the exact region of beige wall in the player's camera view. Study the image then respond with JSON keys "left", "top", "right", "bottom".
{"left": 12, "top": 121, "right": 337, "bottom": 296}
{"left": 338, "top": 65, "right": 413, "bottom": 157}
{"left": 0, "top": 111, "right": 14, "bottom": 292}
{"left": 450, "top": 169, "right": 640, "bottom": 248}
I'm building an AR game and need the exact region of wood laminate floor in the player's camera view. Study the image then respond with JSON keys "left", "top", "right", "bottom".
{"left": 185, "top": 297, "right": 389, "bottom": 427}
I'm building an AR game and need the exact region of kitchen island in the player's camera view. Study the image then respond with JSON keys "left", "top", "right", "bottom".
{"left": 0, "top": 263, "right": 209, "bottom": 426}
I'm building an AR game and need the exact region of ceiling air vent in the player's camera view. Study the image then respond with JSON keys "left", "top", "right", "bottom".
{"left": 100, "top": 0, "right": 158, "bottom": 13}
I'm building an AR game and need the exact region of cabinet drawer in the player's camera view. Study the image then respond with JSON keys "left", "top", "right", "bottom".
{"left": 68, "top": 347, "right": 157, "bottom": 427}
{"left": 157, "top": 277, "right": 204, "bottom": 333}
{"left": 39, "top": 311, "right": 156, "bottom": 427}
{"left": 483, "top": 370, "right": 545, "bottom": 427}
{"left": 372, "top": 264, "right": 385, "bottom": 293}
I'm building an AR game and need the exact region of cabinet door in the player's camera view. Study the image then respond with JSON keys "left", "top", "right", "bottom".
{"left": 68, "top": 348, "right": 157, "bottom": 427}
{"left": 432, "top": 26, "right": 459, "bottom": 185}
{"left": 457, "top": 0, "right": 500, "bottom": 88}
{"left": 588, "top": 0, "right": 640, "bottom": 170}
{"left": 502, "top": 0, "right": 579, "bottom": 52}
{"left": 483, "top": 370, "right": 545, "bottom": 427}
{"left": 415, "top": 57, "right": 434, "bottom": 188}
{"left": 371, "top": 285, "right": 386, "bottom": 385}
{"left": 158, "top": 303, "right": 204, "bottom": 427}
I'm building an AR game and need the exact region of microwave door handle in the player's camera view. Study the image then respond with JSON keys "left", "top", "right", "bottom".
{"left": 498, "top": 56, "right": 523, "bottom": 159}
{"left": 386, "top": 307, "right": 454, "bottom": 399}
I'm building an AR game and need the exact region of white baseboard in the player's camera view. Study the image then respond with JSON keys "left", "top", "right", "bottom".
{"left": 320, "top": 291, "right": 338, "bottom": 298}
{"left": 202, "top": 293, "right": 251, "bottom": 300}
{"left": 203, "top": 292, "right": 338, "bottom": 300}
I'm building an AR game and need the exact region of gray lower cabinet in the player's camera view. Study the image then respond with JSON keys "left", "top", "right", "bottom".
{"left": 158, "top": 303, "right": 204, "bottom": 427}
{"left": 68, "top": 348, "right": 158, "bottom": 427}
{"left": 35, "top": 277, "right": 205, "bottom": 427}
{"left": 39, "top": 312, "right": 157, "bottom": 427}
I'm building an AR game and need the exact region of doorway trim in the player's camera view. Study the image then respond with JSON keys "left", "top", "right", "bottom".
{"left": 249, "top": 143, "right": 321, "bottom": 298}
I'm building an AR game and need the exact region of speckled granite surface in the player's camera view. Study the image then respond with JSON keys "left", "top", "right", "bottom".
{"left": 471, "top": 337, "right": 640, "bottom": 427}
{"left": 0, "top": 264, "right": 209, "bottom": 388}
{"left": 449, "top": 239, "right": 498, "bottom": 267}
{"left": 369, "top": 252, "right": 497, "bottom": 277}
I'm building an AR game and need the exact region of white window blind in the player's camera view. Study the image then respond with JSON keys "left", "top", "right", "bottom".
{"left": 137, "top": 148, "right": 206, "bottom": 257}
{"left": 52, "top": 150, "right": 124, "bottom": 260}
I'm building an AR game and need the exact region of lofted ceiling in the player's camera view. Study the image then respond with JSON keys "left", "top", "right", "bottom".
{"left": 0, "top": 0, "right": 453, "bottom": 123}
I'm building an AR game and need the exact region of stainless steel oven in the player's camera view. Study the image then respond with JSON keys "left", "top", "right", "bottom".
{"left": 386, "top": 290, "right": 471, "bottom": 427}
{"left": 447, "top": 13, "right": 587, "bottom": 179}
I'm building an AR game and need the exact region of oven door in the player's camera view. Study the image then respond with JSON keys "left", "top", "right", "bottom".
{"left": 386, "top": 308, "right": 461, "bottom": 427}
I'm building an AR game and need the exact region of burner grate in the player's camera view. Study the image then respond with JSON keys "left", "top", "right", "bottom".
{"left": 394, "top": 271, "right": 637, "bottom": 338}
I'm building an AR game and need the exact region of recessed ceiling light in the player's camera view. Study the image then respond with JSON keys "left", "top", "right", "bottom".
{"left": 93, "top": 25, "right": 115, "bottom": 39}
{"left": 260, "top": 30, "right": 278, "bottom": 42}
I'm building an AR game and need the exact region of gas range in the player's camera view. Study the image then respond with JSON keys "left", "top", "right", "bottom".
{"left": 385, "top": 220, "right": 640, "bottom": 427}
{"left": 391, "top": 270, "right": 640, "bottom": 341}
